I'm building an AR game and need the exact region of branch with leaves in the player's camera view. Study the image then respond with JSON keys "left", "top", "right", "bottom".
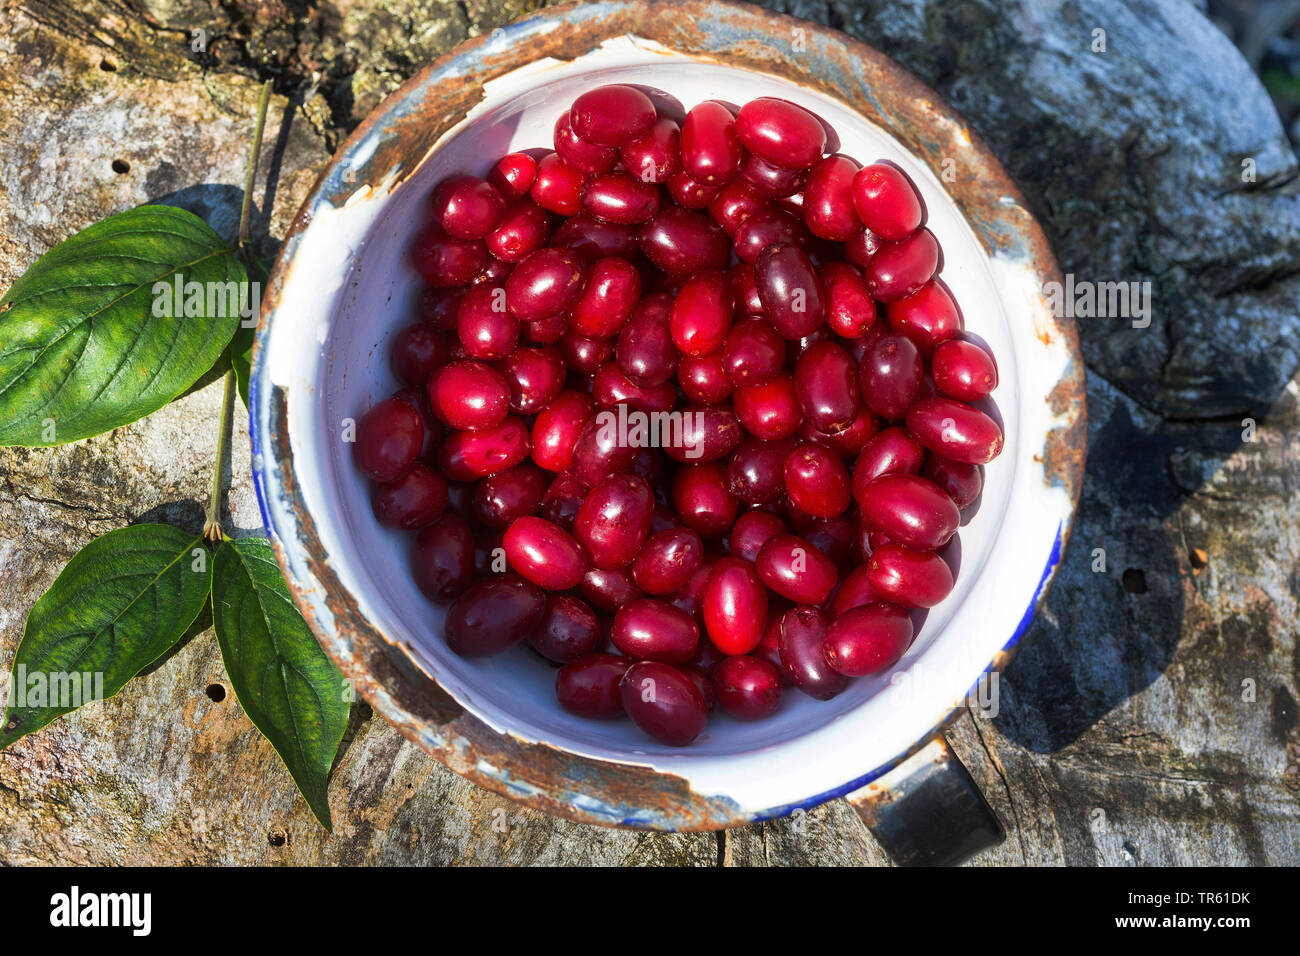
{"left": 0, "top": 81, "right": 349, "bottom": 830}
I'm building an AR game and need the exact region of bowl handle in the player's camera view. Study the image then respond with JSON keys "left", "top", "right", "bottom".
{"left": 845, "top": 735, "right": 1003, "bottom": 866}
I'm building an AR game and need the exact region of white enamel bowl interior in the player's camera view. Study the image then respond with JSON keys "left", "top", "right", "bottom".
{"left": 271, "top": 41, "right": 1071, "bottom": 815}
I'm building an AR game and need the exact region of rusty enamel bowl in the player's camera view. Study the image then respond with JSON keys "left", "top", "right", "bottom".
{"left": 251, "top": 0, "right": 1085, "bottom": 853}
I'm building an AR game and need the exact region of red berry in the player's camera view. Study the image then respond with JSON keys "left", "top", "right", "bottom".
{"left": 354, "top": 396, "right": 424, "bottom": 482}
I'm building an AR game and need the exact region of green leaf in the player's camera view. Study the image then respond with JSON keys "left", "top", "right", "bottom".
{"left": 0, "top": 204, "right": 247, "bottom": 446}
{"left": 211, "top": 536, "right": 348, "bottom": 830}
{"left": 0, "top": 524, "right": 212, "bottom": 750}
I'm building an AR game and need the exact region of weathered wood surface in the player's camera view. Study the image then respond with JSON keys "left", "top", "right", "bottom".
{"left": 1, "top": 0, "right": 1297, "bottom": 865}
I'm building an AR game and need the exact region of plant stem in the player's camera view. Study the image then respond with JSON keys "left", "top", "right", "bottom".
{"left": 206, "top": 77, "right": 273, "bottom": 544}
{"left": 238, "top": 79, "right": 273, "bottom": 253}
{"left": 204, "top": 369, "right": 237, "bottom": 543}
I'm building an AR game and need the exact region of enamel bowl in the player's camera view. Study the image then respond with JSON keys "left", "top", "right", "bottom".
{"left": 250, "top": 0, "right": 1086, "bottom": 831}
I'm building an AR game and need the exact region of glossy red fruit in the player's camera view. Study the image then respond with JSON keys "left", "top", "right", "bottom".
{"left": 503, "top": 515, "right": 585, "bottom": 590}
{"left": 678, "top": 350, "right": 734, "bottom": 404}
{"left": 722, "top": 317, "right": 785, "bottom": 387}
{"left": 905, "top": 397, "right": 1004, "bottom": 464}
{"left": 621, "top": 116, "right": 682, "bottom": 183}
{"left": 681, "top": 100, "right": 744, "bottom": 185}
{"left": 852, "top": 426, "right": 927, "bottom": 494}
{"left": 569, "top": 256, "right": 641, "bottom": 338}
{"left": 616, "top": 294, "right": 680, "bottom": 386}
{"left": 931, "top": 339, "right": 998, "bottom": 401}
{"left": 471, "top": 463, "right": 549, "bottom": 529}
{"left": 822, "top": 601, "right": 914, "bottom": 676}
{"left": 755, "top": 243, "right": 825, "bottom": 339}
{"left": 672, "top": 462, "right": 738, "bottom": 539}
{"left": 525, "top": 312, "right": 567, "bottom": 344}
{"left": 756, "top": 534, "right": 837, "bottom": 604}
{"left": 530, "top": 390, "right": 594, "bottom": 473}
{"left": 489, "top": 152, "right": 537, "bottom": 201}
{"left": 868, "top": 544, "right": 954, "bottom": 608}
{"left": 592, "top": 362, "right": 677, "bottom": 414}
{"left": 433, "top": 175, "right": 506, "bottom": 239}
{"left": 784, "top": 442, "right": 851, "bottom": 518}
{"left": 670, "top": 270, "right": 734, "bottom": 357}
{"left": 412, "top": 226, "right": 488, "bottom": 287}
{"left": 553, "top": 113, "right": 620, "bottom": 173}
{"left": 620, "top": 661, "right": 709, "bottom": 746}
{"left": 702, "top": 557, "right": 768, "bottom": 655}
{"left": 569, "top": 415, "right": 639, "bottom": 486}
{"left": 740, "top": 151, "right": 806, "bottom": 196}
{"left": 802, "top": 514, "right": 856, "bottom": 569}
{"left": 428, "top": 359, "right": 510, "bottom": 430}
{"left": 735, "top": 97, "right": 827, "bottom": 170}
{"left": 725, "top": 510, "right": 786, "bottom": 565}
{"left": 821, "top": 261, "right": 876, "bottom": 338}
{"left": 666, "top": 170, "right": 724, "bottom": 209}
{"left": 831, "top": 564, "right": 879, "bottom": 615}
{"left": 529, "top": 152, "right": 585, "bottom": 215}
{"left": 732, "top": 207, "right": 812, "bottom": 263}
{"left": 734, "top": 374, "right": 803, "bottom": 441}
{"left": 574, "top": 473, "right": 655, "bottom": 569}
{"left": 456, "top": 284, "right": 517, "bottom": 360}
{"left": 801, "top": 406, "right": 879, "bottom": 459}
{"left": 776, "top": 606, "right": 848, "bottom": 700}
{"left": 843, "top": 227, "right": 882, "bottom": 269}
{"left": 857, "top": 473, "right": 960, "bottom": 551}
{"left": 922, "top": 455, "right": 984, "bottom": 509}
{"left": 551, "top": 212, "right": 639, "bottom": 261}
{"left": 581, "top": 172, "right": 660, "bottom": 224}
{"left": 579, "top": 565, "right": 642, "bottom": 612}
{"left": 411, "top": 513, "right": 474, "bottom": 602}
{"left": 539, "top": 471, "right": 586, "bottom": 529}
{"left": 611, "top": 598, "right": 700, "bottom": 663}
{"left": 795, "top": 341, "right": 860, "bottom": 433}
{"left": 506, "top": 247, "right": 586, "bottom": 320}
{"left": 500, "top": 346, "right": 565, "bottom": 414}
{"left": 851, "top": 163, "right": 924, "bottom": 242}
{"left": 486, "top": 198, "right": 550, "bottom": 262}
{"left": 864, "top": 228, "right": 939, "bottom": 302}
{"left": 712, "top": 655, "right": 783, "bottom": 720}
{"left": 417, "top": 286, "right": 465, "bottom": 331}
{"left": 632, "top": 526, "right": 705, "bottom": 595}
{"left": 437, "top": 416, "right": 531, "bottom": 479}
{"left": 886, "top": 280, "right": 963, "bottom": 356}
{"left": 726, "top": 261, "right": 762, "bottom": 315}
{"left": 859, "top": 333, "right": 923, "bottom": 420}
{"left": 726, "top": 435, "right": 796, "bottom": 505}
{"left": 392, "top": 325, "right": 450, "bottom": 387}
{"left": 658, "top": 404, "right": 738, "bottom": 463}
{"left": 354, "top": 396, "right": 424, "bottom": 482}
{"left": 562, "top": 330, "right": 614, "bottom": 375}
{"left": 530, "top": 594, "right": 602, "bottom": 664}
{"left": 803, "top": 154, "right": 862, "bottom": 241}
{"left": 570, "top": 84, "right": 657, "bottom": 146}
{"left": 371, "top": 463, "right": 448, "bottom": 529}
{"left": 556, "top": 653, "right": 630, "bottom": 718}
{"left": 638, "top": 206, "right": 730, "bottom": 276}
{"left": 445, "top": 573, "right": 546, "bottom": 658}
{"left": 708, "top": 178, "right": 767, "bottom": 235}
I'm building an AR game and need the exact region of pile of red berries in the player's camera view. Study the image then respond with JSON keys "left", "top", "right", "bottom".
{"left": 352, "top": 85, "right": 1003, "bottom": 747}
